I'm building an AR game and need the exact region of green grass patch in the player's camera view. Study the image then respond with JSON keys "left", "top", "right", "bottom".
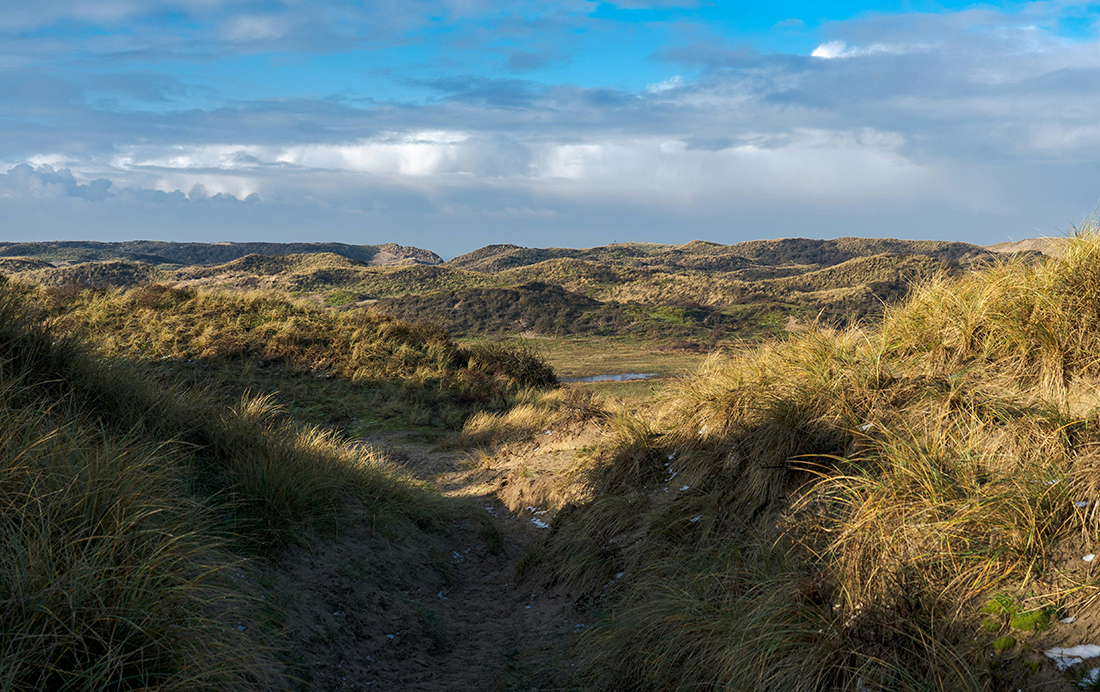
{"left": 324, "top": 288, "right": 358, "bottom": 306}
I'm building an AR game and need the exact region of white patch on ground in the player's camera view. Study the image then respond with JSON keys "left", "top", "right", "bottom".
{"left": 525, "top": 506, "right": 550, "bottom": 528}
{"left": 1045, "top": 644, "right": 1100, "bottom": 670}
{"left": 1084, "top": 554, "right": 1095, "bottom": 562}
{"left": 1081, "top": 668, "right": 1100, "bottom": 688}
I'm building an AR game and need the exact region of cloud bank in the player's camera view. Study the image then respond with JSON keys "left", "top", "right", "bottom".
{"left": 2, "top": 2, "right": 1100, "bottom": 255}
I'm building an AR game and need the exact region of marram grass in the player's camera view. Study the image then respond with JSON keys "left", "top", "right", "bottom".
{"left": 542, "top": 226, "right": 1100, "bottom": 691}
{"left": 0, "top": 275, "right": 470, "bottom": 688}
{"left": 0, "top": 361, "right": 264, "bottom": 689}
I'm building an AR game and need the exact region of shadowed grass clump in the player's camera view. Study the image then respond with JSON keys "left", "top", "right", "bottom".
{"left": 458, "top": 339, "right": 558, "bottom": 390}
{"left": 539, "top": 227, "right": 1100, "bottom": 691}
{"left": 0, "top": 401, "right": 260, "bottom": 691}
{"left": 0, "top": 275, "right": 469, "bottom": 688}
{"left": 0, "top": 282, "right": 265, "bottom": 690}
{"left": 193, "top": 391, "right": 451, "bottom": 548}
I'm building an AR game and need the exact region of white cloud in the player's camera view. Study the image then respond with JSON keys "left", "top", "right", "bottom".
{"left": 4, "top": 2, "right": 1100, "bottom": 252}
{"left": 0, "top": 164, "right": 112, "bottom": 201}
{"left": 2, "top": 120, "right": 941, "bottom": 222}
{"left": 646, "top": 75, "right": 684, "bottom": 93}
{"left": 811, "top": 39, "right": 931, "bottom": 59}
{"left": 222, "top": 15, "right": 290, "bottom": 42}
{"left": 523, "top": 129, "right": 933, "bottom": 206}
{"left": 0, "top": 162, "right": 258, "bottom": 205}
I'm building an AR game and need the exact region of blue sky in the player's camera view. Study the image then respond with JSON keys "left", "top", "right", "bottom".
{"left": 3, "top": 1, "right": 1100, "bottom": 256}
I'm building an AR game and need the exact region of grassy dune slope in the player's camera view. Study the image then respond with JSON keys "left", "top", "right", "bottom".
{"left": 0, "top": 276, "right": 494, "bottom": 689}
{"left": 726, "top": 236, "right": 991, "bottom": 266}
{"left": 173, "top": 260, "right": 500, "bottom": 297}
{"left": 0, "top": 237, "right": 998, "bottom": 343}
{"left": 447, "top": 237, "right": 992, "bottom": 273}
{"left": 0, "top": 257, "right": 52, "bottom": 272}
{"left": 536, "top": 229, "right": 1100, "bottom": 691}
{"left": 374, "top": 254, "right": 957, "bottom": 340}
{"left": 17, "top": 259, "right": 171, "bottom": 287}
{"left": 37, "top": 283, "right": 555, "bottom": 434}
{"left": 0, "top": 240, "right": 442, "bottom": 266}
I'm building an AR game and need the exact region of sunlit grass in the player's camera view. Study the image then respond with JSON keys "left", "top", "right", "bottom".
{"left": 538, "top": 225, "right": 1100, "bottom": 691}
{"left": 0, "top": 275, "right": 494, "bottom": 688}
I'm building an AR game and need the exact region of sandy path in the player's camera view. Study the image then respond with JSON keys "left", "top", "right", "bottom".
{"left": 262, "top": 429, "right": 596, "bottom": 691}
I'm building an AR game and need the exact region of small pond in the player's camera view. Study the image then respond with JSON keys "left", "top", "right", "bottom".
{"left": 560, "top": 373, "right": 659, "bottom": 383}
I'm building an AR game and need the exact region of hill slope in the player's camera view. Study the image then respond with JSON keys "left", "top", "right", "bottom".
{"left": 0, "top": 236, "right": 1018, "bottom": 342}
{"left": 447, "top": 237, "right": 993, "bottom": 273}
{"left": 0, "top": 274, "right": 512, "bottom": 689}
{"left": 530, "top": 230, "right": 1100, "bottom": 691}
{"left": 0, "top": 240, "right": 442, "bottom": 266}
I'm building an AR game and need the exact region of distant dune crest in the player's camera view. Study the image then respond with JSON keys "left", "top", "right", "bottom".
{"left": 0, "top": 240, "right": 443, "bottom": 267}
{"left": 0, "top": 235, "right": 1059, "bottom": 341}
{"left": 984, "top": 237, "right": 1060, "bottom": 256}
{"left": 446, "top": 236, "right": 997, "bottom": 273}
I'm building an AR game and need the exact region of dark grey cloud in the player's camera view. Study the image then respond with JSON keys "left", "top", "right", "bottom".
{"left": 504, "top": 50, "right": 552, "bottom": 72}
{"left": 412, "top": 76, "right": 542, "bottom": 108}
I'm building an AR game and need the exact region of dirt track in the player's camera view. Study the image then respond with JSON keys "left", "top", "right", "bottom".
{"left": 263, "top": 427, "right": 601, "bottom": 691}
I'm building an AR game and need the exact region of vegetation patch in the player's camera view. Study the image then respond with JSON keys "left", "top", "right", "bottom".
{"left": 529, "top": 229, "right": 1100, "bottom": 691}
{"left": 0, "top": 233, "right": 1070, "bottom": 690}
{"left": 324, "top": 288, "right": 359, "bottom": 306}
{"left": 0, "top": 272, "right": 526, "bottom": 688}
{"left": 35, "top": 282, "right": 557, "bottom": 434}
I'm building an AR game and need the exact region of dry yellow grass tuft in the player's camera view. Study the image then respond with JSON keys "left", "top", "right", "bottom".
{"left": 537, "top": 225, "right": 1100, "bottom": 691}
{"left": 0, "top": 275, "right": 475, "bottom": 688}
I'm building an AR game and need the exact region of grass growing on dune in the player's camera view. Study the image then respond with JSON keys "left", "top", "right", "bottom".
{"left": 0, "top": 399, "right": 261, "bottom": 691}
{"left": 883, "top": 233, "right": 1100, "bottom": 402}
{"left": 0, "top": 282, "right": 264, "bottom": 689}
{"left": 0, "top": 276, "right": 485, "bottom": 689}
{"left": 38, "top": 282, "right": 557, "bottom": 434}
{"left": 454, "top": 386, "right": 606, "bottom": 450}
{"left": 541, "top": 227, "right": 1100, "bottom": 691}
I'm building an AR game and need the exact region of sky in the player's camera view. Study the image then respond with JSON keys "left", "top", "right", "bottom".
{"left": 3, "top": 1, "right": 1100, "bottom": 256}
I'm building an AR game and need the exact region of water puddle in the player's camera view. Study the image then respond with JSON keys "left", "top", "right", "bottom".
{"left": 561, "top": 373, "right": 659, "bottom": 383}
